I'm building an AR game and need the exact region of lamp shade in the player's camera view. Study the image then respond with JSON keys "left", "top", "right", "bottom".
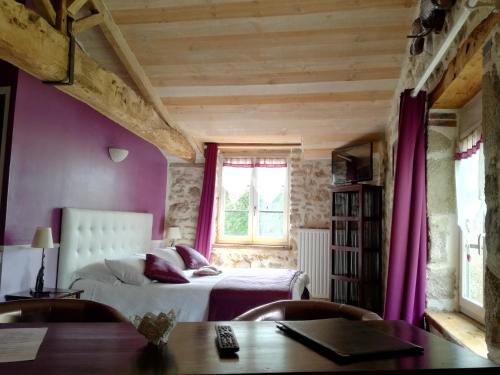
{"left": 31, "top": 227, "right": 54, "bottom": 249}
{"left": 165, "top": 227, "right": 182, "bottom": 241}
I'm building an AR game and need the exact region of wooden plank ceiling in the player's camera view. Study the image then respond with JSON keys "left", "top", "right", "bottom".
{"left": 78, "top": 0, "right": 417, "bottom": 158}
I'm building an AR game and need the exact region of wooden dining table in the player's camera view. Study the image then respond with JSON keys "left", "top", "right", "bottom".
{"left": 0, "top": 320, "right": 498, "bottom": 374}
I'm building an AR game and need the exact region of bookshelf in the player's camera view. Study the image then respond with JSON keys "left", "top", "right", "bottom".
{"left": 330, "top": 184, "right": 382, "bottom": 314}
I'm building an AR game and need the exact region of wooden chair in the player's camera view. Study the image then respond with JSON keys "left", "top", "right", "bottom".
{"left": 233, "top": 300, "right": 382, "bottom": 321}
{"left": 0, "top": 298, "right": 129, "bottom": 323}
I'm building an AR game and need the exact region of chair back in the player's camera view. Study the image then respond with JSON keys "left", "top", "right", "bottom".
{"left": 0, "top": 299, "right": 129, "bottom": 323}
{"left": 233, "top": 300, "right": 382, "bottom": 321}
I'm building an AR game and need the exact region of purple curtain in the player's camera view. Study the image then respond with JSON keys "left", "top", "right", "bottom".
{"left": 384, "top": 89, "right": 428, "bottom": 327}
{"left": 194, "top": 143, "right": 218, "bottom": 260}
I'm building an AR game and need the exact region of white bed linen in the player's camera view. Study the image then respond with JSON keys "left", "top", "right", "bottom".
{"left": 72, "top": 269, "right": 309, "bottom": 322}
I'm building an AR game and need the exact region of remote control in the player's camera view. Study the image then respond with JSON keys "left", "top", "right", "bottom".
{"left": 215, "top": 325, "right": 240, "bottom": 356}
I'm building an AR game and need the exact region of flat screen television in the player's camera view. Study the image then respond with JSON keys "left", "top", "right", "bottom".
{"left": 331, "top": 142, "right": 373, "bottom": 185}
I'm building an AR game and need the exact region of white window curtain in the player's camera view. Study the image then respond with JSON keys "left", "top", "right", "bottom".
{"left": 223, "top": 157, "right": 287, "bottom": 168}
{"left": 455, "top": 128, "right": 483, "bottom": 160}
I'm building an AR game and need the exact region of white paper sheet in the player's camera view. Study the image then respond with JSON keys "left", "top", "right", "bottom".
{"left": 0, "top": 328, "right": 47, "bottom": 363}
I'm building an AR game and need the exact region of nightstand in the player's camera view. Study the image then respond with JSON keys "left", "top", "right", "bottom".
{"left": 4, "top": 288, "right": 84, "bottom": 301}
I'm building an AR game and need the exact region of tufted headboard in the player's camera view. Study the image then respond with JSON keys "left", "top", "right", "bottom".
{"left": 57, "top": 207, "right": 153, "bottom": 288}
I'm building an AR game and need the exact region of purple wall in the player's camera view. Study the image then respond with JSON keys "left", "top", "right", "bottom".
{"left": 3, "top": 72, "right": 168, "bottom": 245}
{"left": 0, "top": 71, "right": 168, "bottom": 298}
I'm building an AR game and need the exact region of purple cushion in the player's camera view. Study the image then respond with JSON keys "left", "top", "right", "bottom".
{"left": 175, "top": 245, "right": 210, "bottom": 269}
{"left": 144, "top": 253, "right": 189, "bottom": 283}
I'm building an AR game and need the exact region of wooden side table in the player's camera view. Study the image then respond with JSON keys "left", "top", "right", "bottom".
{"left": 4, "top": 288, "right": 84, "bottom": 301}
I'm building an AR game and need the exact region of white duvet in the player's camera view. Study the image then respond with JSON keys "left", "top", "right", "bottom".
{"left": 72, "top": 269, "right": 309, "bottom": 322}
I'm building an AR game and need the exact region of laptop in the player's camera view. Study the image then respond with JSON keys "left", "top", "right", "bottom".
{"left": 276, "top": 318, "right": 424, "bottom": 362}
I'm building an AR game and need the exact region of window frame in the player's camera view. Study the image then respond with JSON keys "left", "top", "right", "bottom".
{"left": 217, "top": 155, "right": 290, "bottom": 246}
{"left": 456, "top": 146, "right": 486, "bottom": 324}
{"left": 458, "top": 228, "right": 486, "bottom": 324}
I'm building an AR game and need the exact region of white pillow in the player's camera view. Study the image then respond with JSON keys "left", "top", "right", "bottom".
{"left": 72, "top": 262, "right": 120, "bottom": 285}
{"left": 152, "top": 247, "right": 187, "bottom": 270}
{"left": 105, "top": 257, "right": 151, "bottom": 285}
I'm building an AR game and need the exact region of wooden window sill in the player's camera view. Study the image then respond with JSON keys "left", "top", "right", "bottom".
{"left": 212, "top": 243, "right": 291, "bottom": 251}
{"left": 424, "top": 310, "right": 487, "bottom": 358}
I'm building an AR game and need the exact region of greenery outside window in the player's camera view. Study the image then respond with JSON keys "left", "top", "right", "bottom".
{"left": 218, "top": 157, "right": 289, "bottom": 245}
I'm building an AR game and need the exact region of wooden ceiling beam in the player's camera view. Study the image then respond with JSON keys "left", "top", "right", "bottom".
{"left": 67, "top": 0, "right": 89, "bottom": 18}
{"left": 151, "top": 67, "right": 402, "bottom": 87}
{"left": 31, "top": 0, "right": 56, "bottom": 26}
{"left": 73, "top": 13, "right": 104, "bottom": 34}
{"left": 0, "top": 0, "right": 195, "bottom": 161}
{"left": 430, "top": 11, "right": 500, "bottom": 108}
{"left": 56, "top": 0, "right": 69, "bottom": 33}
{"left": 156, "top": 79, "right": 398, "bottom": 97}
{"left": 133, "top": 40, "right": 407, "bottom": 66}
{"left": 162, "top": 91, "right": 395, "bottom": 106}
{"left": 144, "top": 54, "right": 403, "bottom": 78}
{"left": 88, "top": 0, "right": 178, "bottom": 132}
{"left": 109, "top": 0, "right": 415, "bottom": 25}
{"left": 122, "top": 24, "right": 410, "bottom": 47}
{"left": 115, "top": 8, "right": 415, "bottom": 39}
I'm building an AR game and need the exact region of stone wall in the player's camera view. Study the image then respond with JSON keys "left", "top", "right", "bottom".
{"left": 165, "top": 156, "right": 331, "bottom": 268}
{"left": 165, "top": 163, "right": 204, "bottom": 245}
{"left": 288, "top": 154, "right": 332, "bottom": 254}
{"left": 426, "top": 123, "right": 459, "bottom": 311}
{"left": 210, "top": 155, "right": 333, "bottom": 269}
{"left": 383, "top": 1, "right": 492, "bottom": 311}
{"left": 483, "top": 24, "right": 500, "bottom": 363}
{"left": 211, "top": 246, "right": 297, "bottom": 268}
{"left": 167, "top": 146, "right": 385, "bottom": 269}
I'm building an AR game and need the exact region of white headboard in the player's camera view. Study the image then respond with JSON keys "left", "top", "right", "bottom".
{"left": 57, "top": 207, "right": 153, "bottom": 288}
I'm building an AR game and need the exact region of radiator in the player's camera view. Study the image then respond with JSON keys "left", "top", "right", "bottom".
{"left": 298, "top": 229, "right": 331, "bottom": 299}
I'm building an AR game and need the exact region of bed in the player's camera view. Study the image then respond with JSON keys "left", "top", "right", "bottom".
{"left": 57, "top": 208, "right": 309, "bottom": 322}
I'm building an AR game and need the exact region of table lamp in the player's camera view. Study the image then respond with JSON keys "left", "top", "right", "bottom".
{"left": 30, "top": 226, "right": 54, "bottom": 296}
{"left": 166, "top": 227, "right": 182, "bottom": 247}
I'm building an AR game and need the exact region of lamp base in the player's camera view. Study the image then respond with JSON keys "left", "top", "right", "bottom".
{"left": 29, "top": 289, "right": 51, "bottom": 297}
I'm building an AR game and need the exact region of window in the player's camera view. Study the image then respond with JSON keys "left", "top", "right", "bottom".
{"left": 218, "top": 157, "right": 289, "bottom": 245}
{"left": 455, "top": 134, "right": 486, "bottom": 323}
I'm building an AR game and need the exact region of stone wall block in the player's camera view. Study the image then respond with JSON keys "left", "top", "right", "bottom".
{"left": 426, "top": 265, "right": 457, "bottom": 306}
{"left": 427, "top": 128, "right": 454, "bottom": 153}
{"left": 483, "top": 25, "right": 500, "bottom": 362}
{"left": 485, "top": 268, "right": 500, "bottom": 363}
{"left": 427, "top": 158, "right": 457, "bottom": 214}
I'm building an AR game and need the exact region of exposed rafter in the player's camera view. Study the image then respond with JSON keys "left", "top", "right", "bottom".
{"left": 430, "top": 11, "right": 500, "bottom": 108}
{"left": 32, "top": 0, "right": 56, "bottom": 25}
{"left": 87, "top": 0, "right": 178, "bottom": 130}
{"left": 67, "top": 0, "right": 90, "bottom": 17}
{"left": 0, "top": 0, "right": 195, "bottom": 161}
{"left": 73, "top": 12, "right": 104, "bottom": 34}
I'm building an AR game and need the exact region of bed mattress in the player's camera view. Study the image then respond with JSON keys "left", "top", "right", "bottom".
{"left": 72, "top": 268, "right": 309, "bottom": 322}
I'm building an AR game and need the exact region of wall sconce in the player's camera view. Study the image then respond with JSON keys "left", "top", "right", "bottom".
{"left": 108, "top": 147, "right": 129, "bottom": 163}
